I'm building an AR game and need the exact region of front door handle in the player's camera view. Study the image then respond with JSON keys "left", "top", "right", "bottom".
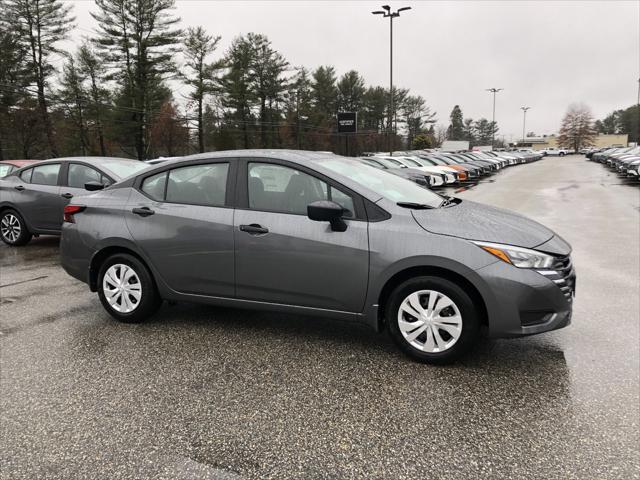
{"left": 14, "top": 185, "right": 25, "bottom": 191}
{"left": 61, "top": 193, "right": 74, "bottom": 199}
{"left": 132, "top": 207, "right": 155, "bottom": 217}
{"left": 239, "top": 224, "right": 269, "bottom": 235}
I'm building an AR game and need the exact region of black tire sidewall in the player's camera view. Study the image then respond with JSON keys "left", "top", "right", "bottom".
{"left": 97, "top": 253, "right": 161, "bottom": 323}
{"left": 386, "top": 276, "right": 480, "bottom": 364}
{"left": 0, "top": 209, "right": 32, "bottom": 246}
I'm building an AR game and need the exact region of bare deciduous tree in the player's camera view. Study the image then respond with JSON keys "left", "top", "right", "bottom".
{"left": 558, "top": 103, "right": 596, "bottom": 151}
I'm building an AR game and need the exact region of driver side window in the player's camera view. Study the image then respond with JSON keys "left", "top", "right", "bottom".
{"left": 248, "top": 162, "right": 354, "bottom": 217}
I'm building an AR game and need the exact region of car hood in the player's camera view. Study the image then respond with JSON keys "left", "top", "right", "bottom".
{"left": 411, "top": 199, "right": 561, "bottom": 250}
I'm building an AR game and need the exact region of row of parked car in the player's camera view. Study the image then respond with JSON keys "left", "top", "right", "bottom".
{"left": 358, "top": 149, "right": 543, "bottom": 188}
{"left": 585, "top": 146, "right": 640, "bottom": 181}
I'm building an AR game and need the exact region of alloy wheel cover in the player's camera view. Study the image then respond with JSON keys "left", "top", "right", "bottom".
{"left": 397, "top": 289, "right": 463, "bottom": 353}
{"left": 102, "top": 264, "right": 143, "bottom": 313}
{"left": 1, "top": 214, "right": 21, "bottom": 242}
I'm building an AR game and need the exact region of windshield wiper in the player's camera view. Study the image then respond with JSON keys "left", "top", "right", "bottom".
{"left": 397, "top": 202, "right": 435, "bottom": 210}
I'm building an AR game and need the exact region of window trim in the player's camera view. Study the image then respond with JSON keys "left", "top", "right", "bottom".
{"left": 236, "top": 157, "right": 366, "bottom": 221}
{"left": 134, "top": 158, "right": 236, "bottom": 209}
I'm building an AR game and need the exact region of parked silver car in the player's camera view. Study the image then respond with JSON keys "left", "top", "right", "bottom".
{"left": 60, "top": 150, "right": 575, "bottom": 363}
{"left": 0, "top": 157, "right": 150, "bottom": 245}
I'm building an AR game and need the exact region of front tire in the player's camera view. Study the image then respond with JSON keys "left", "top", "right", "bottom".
{"left": 97, "top": 253, "right": 161, "bottom": 323}
{"left": 386, "top": 276, "right": 480, "bottom": 364}
{"left": 0, "top": 209, "right": 32, "bottom": 246}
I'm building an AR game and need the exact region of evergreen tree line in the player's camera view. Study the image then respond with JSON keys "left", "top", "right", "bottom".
{"left": 0, "top": 0, "right": 440, "bottom": 160}
{"left": 594, "top": 105, "right": 639, "bottom": 144}
{"left": 444, "top": 105, "right": 501, "bottom": 147}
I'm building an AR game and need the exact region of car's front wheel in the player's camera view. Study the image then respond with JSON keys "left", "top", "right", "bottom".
{"left": 0, "top": 209, "right": 32, "bottom": 246}
{"left": 97, "top": 253, "right": 161, "bottom": 323}
{"left": 386, "top": 276, "right": 480, "bottom": 364}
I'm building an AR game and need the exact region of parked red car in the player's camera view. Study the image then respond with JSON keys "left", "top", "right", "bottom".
{"left": 0, "top": 160, "right": 41, "bottom": 177}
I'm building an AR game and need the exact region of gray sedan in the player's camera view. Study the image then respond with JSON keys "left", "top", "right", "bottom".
{"left": 0, "top": 157, "right": 150, "bottom": 245}
{"left": 60, "top": 150, "right": 575, "bottom": 363}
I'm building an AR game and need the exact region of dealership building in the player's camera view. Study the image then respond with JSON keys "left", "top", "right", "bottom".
{"left": 518, "top": 133, "right": 629, "bottom": 150}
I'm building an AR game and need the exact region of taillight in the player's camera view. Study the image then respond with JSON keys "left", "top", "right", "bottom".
{"left": 63, "top": 205, "right": 86, "bottom": 223}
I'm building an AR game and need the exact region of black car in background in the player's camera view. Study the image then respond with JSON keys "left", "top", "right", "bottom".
{"left": 0, "top": 157, "right": 150, "bottom": 245}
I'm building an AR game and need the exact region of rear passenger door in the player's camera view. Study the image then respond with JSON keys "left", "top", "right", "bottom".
{"left": 15, "top": 163, "right": 63, "bottom": 231}
{"left": 125, "top": 160, "right": 236, "bottom": 297}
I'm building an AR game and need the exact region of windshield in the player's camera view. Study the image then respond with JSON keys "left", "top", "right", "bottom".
{"left": 99, "top": 159, "right": 150, "bottom": 179}
{"left": 320, "top": 158, "right": 443, "bottom": 208}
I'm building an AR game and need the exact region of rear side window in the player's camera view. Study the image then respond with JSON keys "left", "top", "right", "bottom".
{"left": 141, "top": 171, "right": 167, "bottom": 201}
{"left": 68, "top": 163, "right": 109, "bottom": 188}
{"left": 30, "top": 164, "right": 60, "bottom": 186}
{"left": 166, "top": 163, "right": 229, "bottom": 206}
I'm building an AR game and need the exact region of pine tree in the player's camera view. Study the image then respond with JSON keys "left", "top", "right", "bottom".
{"left": 77, "top": 43, "right": 110, "bottom": 155}
{"left": 182, "top": 26, "right": 222, "bottom": 153}
{"left": 91, "top": 0, "right": 182, "bottom": 159}
{"left": 5, "top": 0, "right": 75, "bottom": 157}
{"left": 58, "top": 54, "right": 89, "bottom": 155}
{"left": 220, "top": 35, "right": 258, "bottom": 149}
{"left": 448, "top": 105, "right": 464, "bottom": 140}
{"left": 311, "top": 66, "right": 338, "bottom": 126}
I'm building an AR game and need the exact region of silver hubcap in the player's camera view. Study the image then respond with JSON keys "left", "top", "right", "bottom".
{"left": 102, "top": 264, "right": 142, "bottom": 313}
{"left": 1, "top": 214, "right": 21, "bottom": 242}
{"left": 397, "top": 290, "right": 463, "bottom": 353}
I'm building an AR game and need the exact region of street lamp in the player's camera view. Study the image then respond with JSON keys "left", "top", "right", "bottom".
{"left": 520, "top": 106, "right": 531, "bottom": 146}
{"left": 486, "top": 88, "right": 503, "bottom": 148}
{"left": 373, "top": 5, "right": 411, "bottom": 155}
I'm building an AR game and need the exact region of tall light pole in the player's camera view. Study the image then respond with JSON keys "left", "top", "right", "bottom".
{"left": 486, "top": 88, "right": 503, "bottom": 148}
{"left": 520, "top": 106, "right": 531, "bottom": 146}
{"left": 373, "top": 5, "right": 411, "bottom": 155}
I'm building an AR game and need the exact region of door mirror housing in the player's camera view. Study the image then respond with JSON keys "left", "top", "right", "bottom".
{"left": 307, "top": 200, "right": 347, "bottom": 232}
{"left": 84, "top": 181, "right": 105, "bottom": 191}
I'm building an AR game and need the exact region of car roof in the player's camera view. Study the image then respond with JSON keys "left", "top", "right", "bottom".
{"left": 0, "top": 159, "right": 41, "bottom": 166}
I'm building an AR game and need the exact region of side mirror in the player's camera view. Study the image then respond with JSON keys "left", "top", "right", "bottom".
{"left": 84, "top": 181, "right": 105, "bottom": 191}
{"left": 307, "top": 200, "right": 347, "bottom": 232}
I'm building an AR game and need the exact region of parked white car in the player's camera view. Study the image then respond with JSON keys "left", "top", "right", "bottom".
{"left": 541, "top": 148, "right": 571, "bottom": 156}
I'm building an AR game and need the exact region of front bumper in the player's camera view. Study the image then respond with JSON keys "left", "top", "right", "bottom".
{"left": 475, "top": 257, "right": 575, "bottom": 338}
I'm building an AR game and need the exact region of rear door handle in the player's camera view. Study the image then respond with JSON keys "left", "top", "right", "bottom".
{"left": 239, "top": 224, "right": 269, "bottom": 235}
{"left": 14, "top": 185, "right": 25, "bottom": 191}
{"left": 132, "top": 207, "right": 155, "bottom": 217}
{"left": 61, "top": 193, "right": 74, "bottom": 199}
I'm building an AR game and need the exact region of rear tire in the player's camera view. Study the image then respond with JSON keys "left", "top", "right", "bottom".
{"left": 0, "top": 209, "right": 32, "bottom": 246}
{"left": 97, "top": 253, "right": 161, "bottom": 323}
{"left": 386, "top": 276, "right": 480, "bottom": 364}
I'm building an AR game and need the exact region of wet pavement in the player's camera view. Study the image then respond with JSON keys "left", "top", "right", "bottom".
{"left": 1, "top": 155, "right": 638, "bottom": 479}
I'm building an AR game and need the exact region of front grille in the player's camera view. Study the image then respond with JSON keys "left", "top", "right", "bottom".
{"left": 537, "top": 255, "right": 576, "bottom": 302}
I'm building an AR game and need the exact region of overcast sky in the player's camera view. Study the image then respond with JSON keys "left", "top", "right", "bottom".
{"left": 64, "top": 0, "right": 639, "bottom": 142}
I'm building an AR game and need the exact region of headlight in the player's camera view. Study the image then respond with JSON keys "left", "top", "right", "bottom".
{"left": 472, "top": 241, "right": 555, "bottom": 269}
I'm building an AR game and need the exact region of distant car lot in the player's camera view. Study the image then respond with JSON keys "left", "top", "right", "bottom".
{"left": 1, "top": 154, "right": 638, "bottom": 479}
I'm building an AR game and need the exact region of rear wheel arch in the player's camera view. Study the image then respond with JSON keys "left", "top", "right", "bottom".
{"left": 90, "top": 245, "right": 154, "bottom": 292}
{"left": 377, "top": 265, "right": 488, "bottom": 332}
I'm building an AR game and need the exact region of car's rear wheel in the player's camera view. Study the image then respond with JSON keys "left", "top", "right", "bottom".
{"left": 97, "top": 253, "right": 161, "bottom": 323}
{"left": 386, "top": 276, "right": 480, "bottom": 364}
{"left": 0, "top": 209, "right": 32, "bottom": 246}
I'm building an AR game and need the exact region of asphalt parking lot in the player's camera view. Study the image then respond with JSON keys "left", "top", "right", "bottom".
{"left": 1, "top": 154, "right": 638, "bottom": 479}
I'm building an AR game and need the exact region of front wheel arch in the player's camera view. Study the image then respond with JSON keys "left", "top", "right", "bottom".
{"left": 377, "top": 265, "right": 488, "bottom": 332}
